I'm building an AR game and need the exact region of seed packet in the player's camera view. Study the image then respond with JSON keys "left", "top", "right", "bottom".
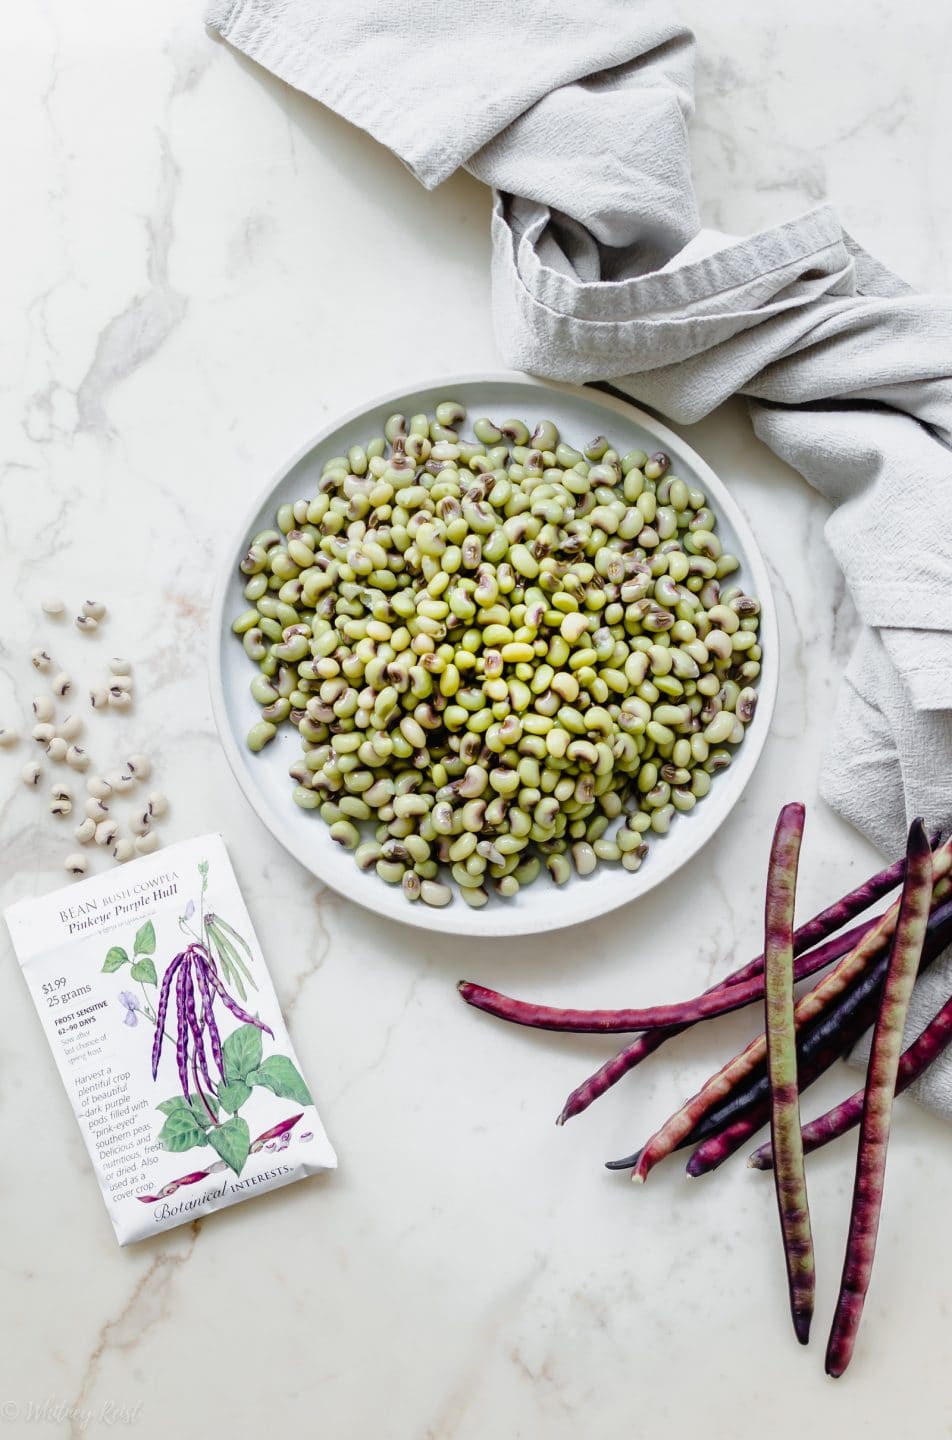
{"left": 5, "top": 833, "right": 336, "bottom": 1245}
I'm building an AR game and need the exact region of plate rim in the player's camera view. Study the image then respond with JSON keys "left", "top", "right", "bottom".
{"left": 208, "top": 370, "right": 779, "bottom": 936}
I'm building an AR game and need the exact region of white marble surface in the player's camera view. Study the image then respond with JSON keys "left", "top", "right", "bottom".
{"left": 2, "top": 3, "right": 951, "bottom": 1436}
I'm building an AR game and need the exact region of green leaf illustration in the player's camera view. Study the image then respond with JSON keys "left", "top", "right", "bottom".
{"left": 158, "top": 1107, "right": 207, "bottom": 1153}
{"left": 248, "top": 1055, "right": 313, "bottom": 1106}
{"left": 216, "top": 1080, "right": 252, "bottom": 1114}
{"left": 134, "top": 919, "right": 156, "bottom": 956}
{"left": 156, "top": 1094, "right": 219, "bottom": 1130}
{"left": 130, "top": 957, "right": 158, "bottom": 986}
{"left": 102, "top": 946, "right": 129, "bottom": 973}
{"left": 208, "top": 1116, "right": 250, "bottom": 1175}
{"left": 223, "top": 1024, "right": 263, "bottom": 1083}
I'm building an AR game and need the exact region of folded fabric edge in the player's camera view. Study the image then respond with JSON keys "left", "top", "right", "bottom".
{"left": 497, "top": 195, "right": 850, "bottom": 316}
{"left": 205, "top": 0, "right": 236, "bottom": 26}
{"left": 204, "top": 0, "right": 457, "bottom": 188}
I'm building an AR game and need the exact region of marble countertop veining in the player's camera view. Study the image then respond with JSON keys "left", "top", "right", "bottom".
{"left": 2, "top": 4, "right": 952, "bottom": 1437}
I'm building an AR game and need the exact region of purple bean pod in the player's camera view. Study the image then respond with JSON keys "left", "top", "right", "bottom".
{"left": 193, "top": 952, "right": 225, "bottom": 1079}
{"left": 203, "top": 964, "right": 274, "bottom": 1038}
{"left": 685, "top": 889, "right": 952, "bottom": 1175}
{"left": 463, "top": 921, "right": 880, "bottom": 1038}
{"left": 763, "top": 803, "right": 814, "bottom": 1345}
{"left": 558, "top": 915, "right": 881, "bottom": 1123}
{"left": 183, "top": 963, "right": 215, "bottom": 1109}
{"left": 827, "top": 819, "right": 934, "bottom": 1377}
{"left": 151, "top": 951, "right": 186, "bottom": 1081}
{"left": 557, "top": 843, "right": 940, "bottom": 1125}
{"left": 750, "top": 980, "right": 952, "bottom": 1169}
{"left": 174, "top": 962, "right": 191, "bottom": 1102}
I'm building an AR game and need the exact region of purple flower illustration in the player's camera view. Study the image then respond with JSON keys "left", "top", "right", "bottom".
{"left": 118, "top": 991, "right": 141, "bottom": 1027}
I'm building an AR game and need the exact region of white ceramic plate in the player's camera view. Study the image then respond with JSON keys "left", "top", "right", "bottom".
{"left": 210, "top": 373, "right": 778, "bottom": 936}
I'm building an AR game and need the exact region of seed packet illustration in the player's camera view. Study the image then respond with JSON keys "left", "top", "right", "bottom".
{"left": 5, "top": 833, "right": 336, "bottom": 1244}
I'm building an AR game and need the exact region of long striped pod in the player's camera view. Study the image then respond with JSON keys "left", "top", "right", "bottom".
{"left": 826, "top": 820, "right": 934, "bottom": 1377}
{"left": 462, "top": 916, "right": 880, "bottom": 1038}
{"left": 718, "top": 839, "right": 934, "bottom": 992}
{"left": 751, "top": 982, "right": 952, "bottom": 1169}
{"left": 151, "top": 952, "right": 185, "bottom": 1080}
{"left": 182, "top": 964, "right": 216, "bottom": 1113}
{"left": 559, "top": 915, "right": 889, "bottom": 1123}
{"left": 561, "top": 841, "right": 941, "bottom": 1124}
{"left": 204, "top": 964, "right": 275, "bottom": 1039}
{"left": 468, "top": 843, "right": 926, "bottom": 1040}
{"left": 194, "top": 953, "right": 225, "bottom": 1079}
{"left": 763, "top": 804, "right": 814, "bottom": 1344}
{"left": 685, "top": 889, "right": 952, "bottom": 1171}
{"left": 617, "top": 843, "right": 952, "bottom": 1183}
{"left": 174, "top": 962, "right": 191, "bottom": 1102}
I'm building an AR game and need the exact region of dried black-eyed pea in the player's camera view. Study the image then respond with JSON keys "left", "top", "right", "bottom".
{"left": 87, "top": 776, "right": 111, "bottom": 799}
{"left": 41, "top": 597, "right": 65, "bottom": 617}
{"left": 109, "top": 658, "right": 131, "bottom": 675}
{"left": 134, "top": 832, "right": 159, "bottom": 856}
{"left": 50, "top": 795, "right": 72, "bottom": 818}
{"left": 0, "top": 727, "right": 19, "bottom": 747}
{"left": 112, "top": 838, "right": 135, "bottom": 863}
{"left": 58, "top": 714, "right": 82, "bottom": 741}
{"left": 107, "top": 686, "right": 132, "bottom": 708}
{"left": 33, "top": 723, "right": 54, "bottom": 745}
{"left": 31, "top": 649, "right": 52, "bottom": 671}
{"left": 111, "top": 675, "right": 133, "bottom": 693}
{"left": 130, "top": 809, "right": 152, "bottom": 837}
{"left": 90, "top": 688, "right": 109, "bottom": 709}
{"left": 74, "top": 818, "right": 97, "bottom": 845}
{"left": 32, "top": 696, "right": 54, "bottom": 722}
{"left": 65, "top": 853, "right": 89, "bottom": 877}
{"left": 82, "top": 600, "right": 106, "bottom": 621}
{"left": 108, "top": 771, "right": 136, "bottom": 794}
{"left": 22, "top": 762, "right": 42, "bottom": 787}
{"left": 125, "top": 755, "right": 152, "bottom": 780}
{"left": 52, "top": 673, "right": 72, "bottom": 699}
{"left": 95, "top": 820, "right": 119, "bottom": 847}
{"left": 46, "top": 737, "right": 68, "bottom": 762}
{"left": 147, "top": 792, "right": 168, "bottom": 818}
{"left": 75, "top": 615, "right": 99, "bottom": 634}
{"left": 84, "top": 797, "right": 109, "bottom": 820}
{"left": 66, "top": 745, "right": 89, "bottom": 771}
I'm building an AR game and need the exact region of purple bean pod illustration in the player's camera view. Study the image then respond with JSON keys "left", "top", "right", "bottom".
{"left": 152, "top": 952, "right": 185, "bottom": 1081}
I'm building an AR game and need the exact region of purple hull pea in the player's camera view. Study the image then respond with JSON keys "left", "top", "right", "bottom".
{"left": 183, "top": 965, "right": 216, "bottom": 1118}
{"left": 152, "top": 952, "right": 186, "bottom": 1080}
{"left": 203, "top": 964, "right": 274, "bottom": 1039}
{"left": 556, "top": 839, "right": 940, "bottom": 1124}
{"left": 175, "top": 964, "right": 191, "bottom": 1102}
{"left": 193, "top": 953, "right": 225, "bottom": 1078}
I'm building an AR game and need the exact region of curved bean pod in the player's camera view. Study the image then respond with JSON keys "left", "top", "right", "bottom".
{"left": 613, "top": 839, "right": 952, "bottom": 1182}
{"left": 826, "top": 819, "right": 933, "bottom": 1377}
{"left": 558, "top": 843, "right": 931, "bottom": 1123}
{"left": 683, "top": 888, "right": 952, "bottom": 1174}
{"left": 462, "top": 915, "right": 878, "bottom": 1039}
{"left": 762, "top": 803, "right": 814, "bottom": 1344}
{"left": 749, "top": 967, "right": 952, "bottom": 1169}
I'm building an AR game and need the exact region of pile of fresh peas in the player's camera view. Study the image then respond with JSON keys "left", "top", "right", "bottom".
{"left": 233, "top": 403, "right": 762, "bottom": 909}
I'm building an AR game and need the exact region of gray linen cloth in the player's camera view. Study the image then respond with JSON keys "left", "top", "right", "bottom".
{"left": 206, "top": 0, "right": 952, "bottom": 1112}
